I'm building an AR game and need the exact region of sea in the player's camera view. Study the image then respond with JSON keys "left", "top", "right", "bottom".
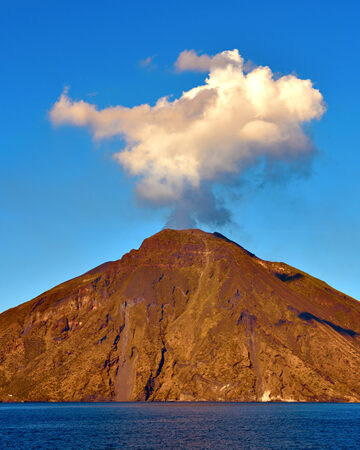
{"left": 0, "top": 402, "right": 359, "bottom": 449}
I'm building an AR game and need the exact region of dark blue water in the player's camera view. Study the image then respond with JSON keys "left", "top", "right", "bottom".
{"left": 0, "top": 402, "right": 359, "bottom": 449}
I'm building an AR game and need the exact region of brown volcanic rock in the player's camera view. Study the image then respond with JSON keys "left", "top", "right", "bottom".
{"left": 1, "top": 229, "right": 360, "bottom": 402}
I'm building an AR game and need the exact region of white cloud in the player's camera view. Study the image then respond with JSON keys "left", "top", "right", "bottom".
{"left": 174, "top": 49, "right": 213, "bottom": 72}
{"left": 50, "top": 49, "right": 326, "bottom": 226}
{"left": 174, "top": 49, "right": 245, "bottom": 73}
{"left": 139, "top": 55, "right": 157, "bottom": 69}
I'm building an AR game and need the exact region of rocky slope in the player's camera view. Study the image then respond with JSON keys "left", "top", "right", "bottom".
{"left": 1, "top": 229, "right": 360, "bottom": 402}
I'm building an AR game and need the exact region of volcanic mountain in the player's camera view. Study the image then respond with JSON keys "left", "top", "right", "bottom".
{"left": 1, "top": 229, "right": 360, "bottom": 402}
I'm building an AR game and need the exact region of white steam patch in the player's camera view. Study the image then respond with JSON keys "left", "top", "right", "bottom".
{"left": 50, "top": 49, "right": 326, "bottom": 228}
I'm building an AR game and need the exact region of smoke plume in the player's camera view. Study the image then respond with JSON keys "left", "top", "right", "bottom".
{"left": 50, "top": 49, "right": 325, "bottom": 228}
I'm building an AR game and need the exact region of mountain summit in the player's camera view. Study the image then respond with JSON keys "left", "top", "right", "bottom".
{"left": 1, "top": 229, "right": 359, "bottom": 402}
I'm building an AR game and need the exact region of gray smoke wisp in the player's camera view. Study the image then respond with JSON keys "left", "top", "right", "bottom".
{"left": 50, "top": 49, "right": 326, "bottom": 228}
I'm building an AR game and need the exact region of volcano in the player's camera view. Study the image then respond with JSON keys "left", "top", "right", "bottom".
{"left": 1, "top": 229, "right": 359, "bottom": 402}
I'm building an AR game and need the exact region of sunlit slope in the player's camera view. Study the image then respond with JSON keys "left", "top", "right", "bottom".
{"left": 1, "top": 229, "right": 360, "bottom": 402}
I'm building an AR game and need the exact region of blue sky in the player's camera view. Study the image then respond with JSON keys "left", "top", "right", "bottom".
{"left": 1, "top": 0, "right": 360, "bottom": 312}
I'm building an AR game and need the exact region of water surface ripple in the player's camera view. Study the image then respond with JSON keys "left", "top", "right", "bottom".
{"left": 0, "top": 402, "right": 359, "bottom": 449}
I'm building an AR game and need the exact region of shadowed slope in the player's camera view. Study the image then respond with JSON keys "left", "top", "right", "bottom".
{"left": 1, "top": 229, "right": 360, "bottom": 402}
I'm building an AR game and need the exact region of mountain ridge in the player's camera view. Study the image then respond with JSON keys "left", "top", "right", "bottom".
{"left": 1, "top": 228, "right": 359, "bottom": 402}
